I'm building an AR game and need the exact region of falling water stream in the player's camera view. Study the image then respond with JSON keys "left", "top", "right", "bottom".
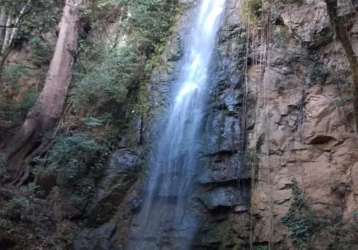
{"left": 129, "top": 0, "right": 226, "bottom": 249}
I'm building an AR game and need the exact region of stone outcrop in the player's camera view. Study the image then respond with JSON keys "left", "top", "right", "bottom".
{"left": 67, "top": 0, "right": 358, "bottom": 249}
{"left": 86, "top": 149, "right": 140, "bottom": 225}
{"left": 247, "top": 0, "right": 358, "bottom": 249}
{"left": 193, "top": 0, "right": 251, "bottom": 249}
{"left": 73, "top": 3, "right": 195, "bottom": 249}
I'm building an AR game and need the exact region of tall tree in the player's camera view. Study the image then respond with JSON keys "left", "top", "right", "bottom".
{"left": 1, "top": 0, "right": 82, "bottom": 185}
{"left": 0, "top": 0, "right": 32, "bottom": 79}
{"left": 325, "top": 0, "right": 358, "bottom": 132}
{"left": 0, "top": 0, "right": 62, "bottom": 80}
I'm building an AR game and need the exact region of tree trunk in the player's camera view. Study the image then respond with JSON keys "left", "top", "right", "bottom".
{"left": 1, "top": 15, "right": 13, "bottom": 53}
{"left": 1, "top": 0, "right": 82, "bottom": 185}
{"left": 325, "top": 0, "right": 358, "bottom": 132}
{"left": 0, "top": 1, "right": 32, "bottom": 81}
{"left": 0, "top": 8, "right": 6, "bottom": 48}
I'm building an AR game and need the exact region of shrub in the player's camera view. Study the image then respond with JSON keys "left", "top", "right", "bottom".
{"left": 241, "top": 0, "right": 263, "bottom": 26}
{"left": 0, "top": 85, "right": 38, "bottom": 125}
{"left": 29, "top": 36, "right": 53, "bottom": 66}
{"left": 120, "top": 0, "right": 178, "bottom": 46}
{"left": 71, "top": 44, "right": 139, "bottom": 119}
{"left": 82, "top": 116, "right": 108, "bottom": 128}
{"left": 3, "top": 0, "right": 62, "bottom": 41}
{"left": 33, "top": 133, "right": 110, "bottom": 210}
{"left": 45, "top": 134, "right": 109, "bottom": 182}
{"left": 281, "top": 179, "right": 320, "bottom": 249}
{"left": 0, "top": 183, "right": 40, "bottom": 227}
{"left": 254, "top": 245, "right": 269, "bottom": 250}
{"left": 70, "top": 0, "right": 178, "bottom": 124}
{"left": 2, "top": 64, "right": 30, "bottom": 86}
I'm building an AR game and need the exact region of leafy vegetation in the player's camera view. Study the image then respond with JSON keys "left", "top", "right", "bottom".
{"left": 0, "top": 0, "right": 62, "bottom": 42}
{"left": 240, "top": 0, "right": 263, "bottom": 26}
{"left": 0, "top": 0, "right": 58, "bottom": 126}
{"left": 0, "top": 64, "right": 35, "bottom": 123}
{"left": 71, "top": 0, "right": 178, "bottom": 129}
{"left": 281, "top": 180, "right": 358, "bottom": 249}
{"left": 281, "top": 179, "right": 321, "bottom": 249}
{"left": 71, "top": 44, "right": 139, "bottom": 119}
{"left": 35, "top": 134, "right": 109, "bottom": 186}
{"left": 29, "top": 36, "right": 53, "bottom": 66}
{"left": 253, "top": 245, "right": 269, "bottom": 250}
{"left": 0, "top": 181, "right": 78, "bottom": 250}
{"left": 118, "top": 0, "right": 178, "bottom": 46}
{"left": 2, "top": 64, "right": 31, "bottom": 85}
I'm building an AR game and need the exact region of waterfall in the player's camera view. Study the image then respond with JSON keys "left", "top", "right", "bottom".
{"left": 129, "top": 0, "right": 226, "bottom": 249}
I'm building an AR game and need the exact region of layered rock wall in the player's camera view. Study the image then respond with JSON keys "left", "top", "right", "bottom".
{"left": 247, "top": 0, "right": 358, "bottom": 249}
{"left": 73, "top": 1, "right": 358, "bottom": 249}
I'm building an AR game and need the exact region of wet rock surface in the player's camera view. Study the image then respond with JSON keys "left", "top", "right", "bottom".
{"left": 193, "top": 0, "right": 251, "bottom": 248}
{"left": 86, "top": 149, "right": 140, "bottom": 225}
{"left": 73, "top": 0, "right": 358, "bottom": 249}
{"left": 73, "top": 223, "right": 118, "bottom": 250}
{"left": 199, "top": 186, "right": 250, "bottom": 210}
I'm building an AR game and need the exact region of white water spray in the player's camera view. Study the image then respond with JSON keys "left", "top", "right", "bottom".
{"left": 129, "top": 1, "right": 226, "bottom": 249}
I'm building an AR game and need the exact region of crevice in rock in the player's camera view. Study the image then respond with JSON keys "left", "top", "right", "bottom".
{"left": 0, "top": 238, "right": 16, "bottom": 250}
{"left": 309, "top": 134, "right": 337, "bottom": 144}
{"left": 325, "top": 0, "right": 358, "bottom": 132}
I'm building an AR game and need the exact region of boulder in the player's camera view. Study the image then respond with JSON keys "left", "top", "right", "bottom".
{"left": 281, "top": 1, "right": 333, "bottom": 48}
{"left": 199, "top": 187, "right": 249, "bottom": 210}
{"left": 87, "top": 149, "right": 140, "bottom": 225}
{"left": 199, "top": 153, "right": 249, "bottom": 185}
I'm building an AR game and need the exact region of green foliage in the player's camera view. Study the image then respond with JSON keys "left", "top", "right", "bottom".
{"left": 71, "top": 44, "right": 139, "bottom": 118}
{"left": 309, "top": 64, "right": 330, "bottom": 86}
{"left": 282, "top": 179, "right": 320, "bottom": 249}
{"left": 324, "top": 211, "right": 358, "bottom": 250}
{"left": 245, "top": 150, "right": 259, "bottom": 185}
{"left": 246, "top": 150, "right": 259, "bottom": 168}
{"left": 45, "top": 134, "right": 108, "bottom": 183}
{"left": 0, "top": 182, "right": 77, "bottom": 249}
{"left": 273, "top": 24, "right": 290, "bottom": 49}
{"left": 241, "top": 0, "right": 263, "bottom": 25}
{"left": 2, "top": 64, "right": 30, "bottom": 85}
{"left": 253, "top": 245, "right": 269, "bottom": 250}
{"left": 29, "top": 36, "right": 53, "bottom": 66}
{"left": 0, "top": 183, "right": 39, "bottom": 228}
{"left": 0, "top": 85, "right": 38, "bottom": 124}
{"left": 82, "top": 116, "right": 109, "bottom": 128}
{"left": 336, "top": 96, "right": 353, "bottom": 107}
{"left": 19, "top": 88, "right": 38, "bottom": 110}
{"left": 119, "top": 0, "right": 177, "bottom": 46}
{"left": 0, "top": 0, "right": 62, "bottom": 42}
{"left": 0, "top": 133, "right": 110, "bottom": 247}
{"left": 71, "top": 0, "right": 178, "bottom": 125}
{"left": 33, "top": 133, "right": 110, "bottom": 211}
{"left": 353, "top": 210, "right": 358, "bottom": 220}
{"left": 281, "top": 181, "right": 358, "bottom": 249}
{"left": 0, "top": 1, "right": 57, "bottom": 127}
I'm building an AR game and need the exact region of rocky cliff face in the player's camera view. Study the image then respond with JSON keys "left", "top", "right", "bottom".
{"left": 83, "top": 1, "right": 358, "bottom": 249}
{"left": 194, "top": 0, "right": 250, "bottom": 249}
{"left": 137, "top": 1, "right": 252, "bottom": 249}
{"left": 11, "top": 0, "right": 355, "bottom": 249}
{"left": 247, "top": 0, "right": 358, "bottom": 249}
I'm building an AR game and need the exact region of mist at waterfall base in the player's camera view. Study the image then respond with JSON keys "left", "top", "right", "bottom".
{"left": 128, "top": 0, "right": 227, "bottom": 249}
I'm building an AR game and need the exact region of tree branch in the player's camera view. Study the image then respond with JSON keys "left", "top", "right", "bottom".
{"left": 0, "top": 25, "right": 16, "bottom": 28}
